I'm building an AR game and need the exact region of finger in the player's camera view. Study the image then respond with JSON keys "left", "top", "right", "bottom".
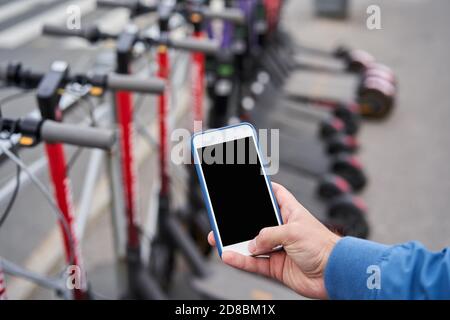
{"left": 249, "top": 224, "right": 296, "bottom": 255}
{"left": 207, "top": 231, "right": 216, "bottom": 246}
{"left": 272, "top": 182, "right": 300, "bottom": 211}
{"left": 271, "top": 182, "right": 301, "bottom": 221}
{"left": 271, "top": 182, "right": 310, "bottom": 222}
{"left": 271, "top": 181, "right": 283, "bottom": 192}
{"left": 222, "top": 251, "right": 271, "bottom": 278}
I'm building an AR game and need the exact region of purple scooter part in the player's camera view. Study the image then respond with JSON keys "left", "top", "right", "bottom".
{"left": 206, "top": 12, "right": 234, "bottom": 49}
{"left": 206, "top": 0, "right": 257, "bottom": 51}
{"left": 238, "top": 0, "right": 258, "bottom": 50}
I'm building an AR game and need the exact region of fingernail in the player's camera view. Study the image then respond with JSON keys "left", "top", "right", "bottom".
{"left": 248, "top": 239, "right": 257, "bottom": 253}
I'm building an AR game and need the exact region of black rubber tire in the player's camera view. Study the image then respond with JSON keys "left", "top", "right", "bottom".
{"left": 189, "top": 210, "right": 213, "bottom": 257}
{"left": 319, "top": 117, "right": 346, "bottom": 140}
{"left": 331, "top": 154, "right": 368, "bottom": 191}
{"left": 327, "top": 195, "right": 370, "bottom": 239}
{"left": 149, "top": 235, "right": 175, "bottom": 291}
{"left": 326, "top": 134, "right": 358, "bottom": 154}
{"left": 333, "top": 105, "right": 361, "bottom": 135}
{"left": 357, "top": 77, "right": 396, "bottom": 119}
{"left": 316, "top": 174, "right": 350, "bottom": 199}
{"left": 358, "top": 88, "right": 395, "bottom": 119}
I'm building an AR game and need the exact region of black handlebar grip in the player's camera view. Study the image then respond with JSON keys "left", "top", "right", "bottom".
{"left": 97, "top": 0, "right": 157, "bottom": 15}
{"left": 97, "top": 0, "right": 137, "bottom": 10}
{"left": 0, "top": 65, "right": 6, "bottom": 81}
{"left": 42, "top": 24, "right": 84, "bottom": 38}
{"left": 168, "top": 38, "right": 219, "bottom": 54}
{"left": 106, "top": 73, "right": 165, "bottom": 94}
{"left": 43, "top": 24, "right": 102, "bottom": 42}
{"left": 41, "top": 120, "right": 116, "bottom": 150}
{"left": 202, "top": 8, "right": 245, "bottom": 25}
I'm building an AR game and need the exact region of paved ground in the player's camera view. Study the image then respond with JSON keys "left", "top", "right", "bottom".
{"left": 0, "top": 0, "right": 449, "bottom": 299}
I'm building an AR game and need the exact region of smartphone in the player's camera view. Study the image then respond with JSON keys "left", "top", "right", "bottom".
{"left": 192, "top": 123, "right": 283, "bottom": 257}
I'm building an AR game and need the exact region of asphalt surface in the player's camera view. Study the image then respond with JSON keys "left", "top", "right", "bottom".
{"left": 0, "top": 0, "right": 449, "bottom": 299}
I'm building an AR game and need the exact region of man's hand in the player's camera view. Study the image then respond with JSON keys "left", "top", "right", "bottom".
{"left": 207, "top": 182, "right": 341, "bottom": 299}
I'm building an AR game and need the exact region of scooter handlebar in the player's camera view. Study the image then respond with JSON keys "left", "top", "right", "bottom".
{"left": 0, "top": 65, "right": 6, "bottom": 81}
{"left": 202, "top": 8, "right": 245, "bottom": 25}
{"left": 41, "top": 121, "right": 116, "bottom": 150}
{"left": 96, "top": 0, "right": 136, "bottom": 10}
{"left": 96, "top": 0, "right": 157, "bottom": 15}
{"left": 168, "top": 38, "right": 219, "bottom": 54}
{"left": 106, "top": 73, "right": 165, "bottom": 94}
{"left": 42, "top": 24, "right": 102, "bottom": 42}
{"left": 43, "top": 24, "right": 85, "bottom": 38}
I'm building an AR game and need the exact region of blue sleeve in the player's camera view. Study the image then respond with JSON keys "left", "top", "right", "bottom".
{"left": 324, "top": 237, "right": 450, "bottom": 299}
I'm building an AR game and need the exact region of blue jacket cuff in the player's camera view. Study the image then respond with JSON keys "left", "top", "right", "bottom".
{"left": 324, "top": 237, "right": 390, "bottom": 299}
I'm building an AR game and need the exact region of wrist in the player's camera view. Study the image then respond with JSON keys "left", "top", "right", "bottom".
{"left": 325, "top": 232, "right": 341, "bottom": 263}
{"left": 318, "top": 233, "right": 341, "bottom": 298}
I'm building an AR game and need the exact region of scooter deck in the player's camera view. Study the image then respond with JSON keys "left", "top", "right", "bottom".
{"left": 270, "top": 108, "right": 323, "bottom": 139}
{"left": 277, "top": 132, "right": 330, "bottom": 177}
{"left": 271, "top": 166, "right": 328, "bottom": 222}
{"left": 252, "top": 97, "right": 323, "bottom": 134}
{"left": 266, "top": 42, "right": 358, "bottom": 93}
{"left": 255, "top": 73, "right": 344, "bottom": 127}
{"left": 190, "top": 259, "right": 306, "bottom": 300}
{"left": 279, "top": 96, "right": 338, "bottom": 123}
{"left": 293, "top": 51, "right": 346, "bottom": 71}
{"left": 247, "top": 76, "right": 336, "bottom": 178}
{"left": 250, "top": 102, "right": 332, "bottom": 178}
{"left": 251, "top": 116, "right": 331, "bottom": 177}
{"left": 250, "top": 75, "right": 332, "bottom": 134}
{"left": 283, "top": 70, "right": 357, "bottom": 103}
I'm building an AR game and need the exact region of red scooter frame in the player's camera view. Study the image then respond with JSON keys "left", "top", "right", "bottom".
{"left": 264, "top": 0, "right": 282, "bottom": 36}
{"left": 116, "top": 89, "right": 140, "bottom": 249}
{"left": 0, "top": 261, "right": 6, "bottom": 300}
{"left": 192, "top": 28, "right": 206, "bottom": 130}
{"left": 44, "top": 141, "right": 86, "bottom": 300}
{"left": 157, "top": 45, "right": 170, "bottom": 197}
{"left": 37, "top": 66, "right": 88, "bottom": 300}
{"left": 155, "top": 34, "right": 204, "bottom": 192}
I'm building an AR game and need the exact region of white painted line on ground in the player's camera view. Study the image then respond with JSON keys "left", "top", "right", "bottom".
{"left": 96, "top": 9, "right": 130, "bottom": 34}
{"left": 0, "top": 0, "right": 38, "bottom": 23}
{"left": 0, "top": 0, "right": 95, "bottom": 49}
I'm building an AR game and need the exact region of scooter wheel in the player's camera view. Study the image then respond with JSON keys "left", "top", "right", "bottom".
{"left": 334, "top": 48, "right": 375, "bottom": 73}
{"left": 189, "top": 210, "right": 214, "bottom": 257}
{"left": 358, "top": 76, "right": 396, "bottom": 118}
{"left": 331, "top": 153, "right": 368, "bottom": 191}
{"left": 326, "top": 133, "right": 359, "bottom": 154}
{"left": 319, "top": 117, "right": 345, "bottom": 139}
{"left": 333, "top": 103, "right": 361, "bottom": 135}
{"left": 327, "top": 194, "right": 370, "bottom": 239}
{"left": 334, "top": 45, "right": 351, "bottom": 58}
{"left": 348, "top": 50, "right": 375, "bottom": 73}
{"left": 363, "top": 63, "right": 397, "bottom": 87}
{"left": 149, "top": 235, "right": 175, "bottom": 291}
{"left": 316, "top": 174, "right": 351, "bottom": 199}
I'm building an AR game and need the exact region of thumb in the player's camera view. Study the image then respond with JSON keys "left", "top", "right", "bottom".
{"left": 248, "top": 224, "right": 296, "bottom": 255}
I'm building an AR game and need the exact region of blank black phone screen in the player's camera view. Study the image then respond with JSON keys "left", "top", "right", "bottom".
{"left": 198, "top": 136, "right": 279, "bottom": 246}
